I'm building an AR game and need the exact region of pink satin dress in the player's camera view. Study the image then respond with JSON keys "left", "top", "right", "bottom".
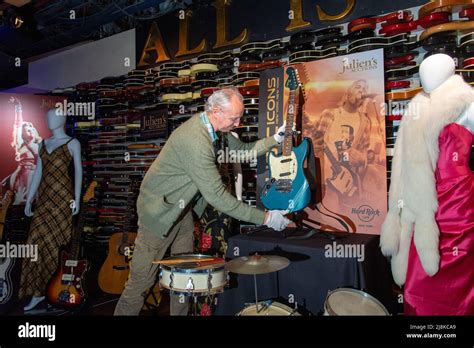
{"left": 404, "top": 123, "right": 474, "bottom": 315}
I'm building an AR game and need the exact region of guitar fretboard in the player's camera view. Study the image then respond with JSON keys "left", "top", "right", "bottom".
{"left": 283, "top": 89, "right": 296, "bottom": 157}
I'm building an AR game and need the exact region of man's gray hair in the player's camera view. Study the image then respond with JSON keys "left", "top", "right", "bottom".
{"left": 205, "top": 87, "right": 243, "bottom": 113}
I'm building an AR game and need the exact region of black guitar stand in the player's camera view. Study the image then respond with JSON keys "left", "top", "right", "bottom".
{"left": 242, "top": 213, "right": 340, "bottom": 241}
{"left": 280, "top": 211, "right": 337, "bottom": 241}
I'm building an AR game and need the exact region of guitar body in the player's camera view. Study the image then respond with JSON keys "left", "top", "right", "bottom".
{"left": 0, "top": 258, "right": 14, "bottom": 304}
{"left": 326, "top": 165, "right": 359, "bottom": 198}
{"left": 46, "top": 249, "right": 89, "bottom": 310}
{"left": 98, "top": 232, "right": 137, "bottom": 295}
{"left": 261, "top": 138, "right": 311, "bottom": 212}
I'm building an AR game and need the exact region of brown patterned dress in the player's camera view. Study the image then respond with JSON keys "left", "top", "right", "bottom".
{"left": 19, "top": 139, "right": 74, "bottom": 298}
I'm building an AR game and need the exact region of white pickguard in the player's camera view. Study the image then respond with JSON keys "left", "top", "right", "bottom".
{"left": 268, "top": 152, "right": 298, "bottom": 181}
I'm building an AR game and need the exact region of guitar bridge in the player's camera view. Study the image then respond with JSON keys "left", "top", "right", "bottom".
{"left": 275, "top": 179, "right": 292, "bottom": 193}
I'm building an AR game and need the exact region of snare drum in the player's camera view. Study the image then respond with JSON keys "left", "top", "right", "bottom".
{"left": 159, "top": 254, "right": 227, "bottom": 296}
{"left": 237, "top": 301, "right": 301, "bottom": 316}
{"left": 324, "top": 288, "right": 389, "bottom": 316}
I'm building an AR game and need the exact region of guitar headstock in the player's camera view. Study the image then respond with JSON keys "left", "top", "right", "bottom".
{"left": 1, "top": 191, "right": 14, "bottom": 210}
{"left": 286, "top": 66, "right": 306, "bottom": 99}
{"left": 294, "top": 67, "right": 307, "bottom": 100}
{"left": 285, "top": 66, "right": 301, "bottom": 91}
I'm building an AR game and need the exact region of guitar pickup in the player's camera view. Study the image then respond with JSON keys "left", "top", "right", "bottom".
{"left": 61, "top": 274, "right": 74, "bottom": 281}
{"left": 280, "top": 159, "right": 292, "bottom": 163}
{"left": 65, "top": 260, "right": 78, "bottom": 267}
{"left": 280, "top": 172, "right": 291, "bottom": 177}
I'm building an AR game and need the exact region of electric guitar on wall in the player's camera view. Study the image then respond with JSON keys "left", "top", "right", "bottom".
{"left": 260, "top": 66, "right": 311, "bottom": 212}
{"left": 45, "top": 181, "right": 97, "bottom": 310}
{"left": 0, "top": 190, "right": 14, "bottom": 305}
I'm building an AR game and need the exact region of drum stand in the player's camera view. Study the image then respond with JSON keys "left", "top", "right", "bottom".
{"left": 253, "top": 274, "right": 260, "bottom": 312}
{"left": 192, "top": 295, "right": 199, "bottom": 316}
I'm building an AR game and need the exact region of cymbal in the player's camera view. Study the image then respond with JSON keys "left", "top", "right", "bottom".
{"left": 225, "top": 253, "right": 290, "bottom": 275}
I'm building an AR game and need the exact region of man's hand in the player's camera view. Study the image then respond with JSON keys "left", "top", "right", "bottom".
{"left": 264, "top": 210, "right": 291, "bottom": 231}
{"left": 273, "top": 123, "right": 296, "bottom": 144}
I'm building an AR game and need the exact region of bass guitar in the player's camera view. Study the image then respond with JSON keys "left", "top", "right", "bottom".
{"left": 260, "top": 66, "right": 311, "bottom": 212}
{"left": 45, "top": 181, "right": 97, "bottom": 310}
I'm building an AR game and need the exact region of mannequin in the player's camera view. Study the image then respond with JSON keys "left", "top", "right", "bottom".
{"left": 20, "top": 108, "right": 82, "bottom": 311}
{"left": 381, "top": 54, "right": 474, "bottom": 315}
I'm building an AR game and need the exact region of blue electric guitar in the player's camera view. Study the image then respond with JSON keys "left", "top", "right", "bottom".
{"left": 260, "top": 67, "right": 311, "bottom": 212}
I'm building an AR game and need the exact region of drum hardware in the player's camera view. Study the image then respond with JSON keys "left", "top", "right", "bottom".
{"left": 226, "top": 253, "right": 290, "bottom": 313}
{"left": 186, "top": 278, "right": 194, "bottom": 291}
{"left": 238, "top": 300, "right": 301, "bottom": 316}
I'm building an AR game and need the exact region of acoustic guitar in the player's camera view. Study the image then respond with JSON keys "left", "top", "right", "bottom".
{"left": 45, "top": 181, "right": 97, "bottom": 310}
{"left": 98, "top": 231, "right": 137, "bottom": 295}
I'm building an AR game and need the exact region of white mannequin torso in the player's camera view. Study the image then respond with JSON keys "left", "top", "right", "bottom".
{"left": 420, "top": 54, "right": 474, "bottom": 134}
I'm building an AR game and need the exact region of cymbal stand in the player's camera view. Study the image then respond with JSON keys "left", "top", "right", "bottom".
{"left": 253, "top": 274, "right": 260, "bottom": 313}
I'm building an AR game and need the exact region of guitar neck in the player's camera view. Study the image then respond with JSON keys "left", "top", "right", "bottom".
{"left": 323, "top": 145, "right": 342, "bottom": 174}
{"left": 120, "top": 230, "right": 129, "bottom": 247}
{"left": 70, "top": 212, "right": 84, "bottom": 259}
{"left": 70, "top": 181, "right": 97, "bottom": 259}
{"left": 283, "top": 89, "right": 296, "bottom": 156}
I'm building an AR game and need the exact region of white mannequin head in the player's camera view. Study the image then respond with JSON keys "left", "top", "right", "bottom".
{"left": 419, "top": 54, "right": 455, "bottom": 93}
{"left": 47, "top": 108, "right": 66, "bottom": 131}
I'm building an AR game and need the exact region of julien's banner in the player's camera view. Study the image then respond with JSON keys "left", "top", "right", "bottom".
{"left": 259, "top": 49, "right": 387, "bottom": 234}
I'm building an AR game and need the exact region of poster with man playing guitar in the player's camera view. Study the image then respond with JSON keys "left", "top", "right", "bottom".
{"left": 258, "top": 49, "right": 386, "bottom": 235}
{"left": 299, "top": 49, "right": 387, "bottom": 234}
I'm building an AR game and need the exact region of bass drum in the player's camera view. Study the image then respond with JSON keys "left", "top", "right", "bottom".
{"left": 237, "top": 301, "right": 301, "bottom": 316}
{"left": 324, "top": 288, "right": 389, "bottom": 316}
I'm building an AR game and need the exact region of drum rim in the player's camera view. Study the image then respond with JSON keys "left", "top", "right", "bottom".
{"left": 324, "top": 287, "right": 389, "bottom": 316}
{"left": 160, "top": 265, "right": 226, "bottom": 273}
{"left": 237, "top": 301, "right": 300, "bottom": 316}
{"left": 159, "top": 254, "right": 225, "bottom": 272}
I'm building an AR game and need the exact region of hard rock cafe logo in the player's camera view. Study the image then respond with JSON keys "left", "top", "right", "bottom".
{"left": 352, "top": 205, "right": 380, "bottom": 222}
{"left": 340, "top": 57, "right": 378, "bottom": 74}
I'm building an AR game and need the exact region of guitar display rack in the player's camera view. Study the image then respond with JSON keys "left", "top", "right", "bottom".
{"left": 38, "top": 0, "right": 474, "bottom": 263}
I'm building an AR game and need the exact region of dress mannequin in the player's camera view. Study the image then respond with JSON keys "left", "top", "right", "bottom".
{"left": 381, "top": 54, "right": 474, "bottom": 315}
{"left": 21, "top": 108, "right": 82, "bottom": 311}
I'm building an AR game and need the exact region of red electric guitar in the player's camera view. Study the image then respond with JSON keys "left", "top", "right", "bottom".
{"left": 45, "top": 181, "right": 97, "bottom": 310}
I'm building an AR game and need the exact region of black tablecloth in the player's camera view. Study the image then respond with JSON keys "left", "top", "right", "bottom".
{"left": 215, "top": 228, "right": 394, "bottom": 315}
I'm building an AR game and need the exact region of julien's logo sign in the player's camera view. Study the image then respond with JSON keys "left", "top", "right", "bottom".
{"left": 341, "top": 57, "right": 379, "bottom": 74}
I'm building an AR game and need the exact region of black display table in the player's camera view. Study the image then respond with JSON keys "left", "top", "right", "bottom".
{"left": 215, "top": 228, "right": 394, "bottom": 315}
